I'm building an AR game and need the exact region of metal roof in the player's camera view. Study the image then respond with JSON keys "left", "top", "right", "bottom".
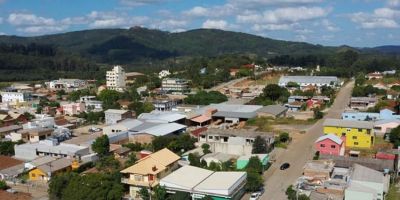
{"left": 138, "top": 112, "right": 186, "bottom": 122}
{"left": 160, "top": 165, "right": 214, "bottom": 190}
{"left": 203, "top": 128, "right": 275, "bottom": 138}
{"left": 194, "top": 171, "right": 246, "bottom": 192}
{"left": 279, "top": 76, "right": 338, "bottom": 85}
{"left": 105, "top": 109, "right": 129, "bottom": 114}
{"left": 257, "top": 105, "right": 288, "bottom": 116}
{"left": 351, "top": 164, "right": 384, "bottom": 183}
{"left": 323, "top": 118, "right": 374, "bottom": 129}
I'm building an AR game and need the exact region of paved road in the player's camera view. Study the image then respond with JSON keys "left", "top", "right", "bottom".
{"left": 260, "top": 81, "right": 354, "bottom": 200}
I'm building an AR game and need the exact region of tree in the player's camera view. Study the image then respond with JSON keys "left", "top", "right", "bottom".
{"left": 286, "top": 185, "right": 310, "bottom": 200}
{"left": 138, "top": 188, "right": 150, "bottom": 200}
{"left": 124, "top": 153, "right": 137, "bottom": 167}
{"left": 246, "top": 156, "right": 263, "bottom": 174}
{"left": 167, "top": 191, "right": 190, "bottom": 200}
{"left": 184, "top": 91, "right": 228, "bottom": 105}
{"left": 286, "top": 81, "right": 299, "bottom": 88}
{"left": 92, "top": 135, "right": 110, "bottom": 157}
{"left": 252, "top": 136, "right": 268, "bottom": 154}
{"left": 128, "top": 101, "right": 155, "bottom": 116}
{"left": 389, "top": 126, "right": 400, "bottom": 148}
{"left": 188, "top": 153, "right": 201, "bottom": 167}
{"left": 152, "top": 185, "right": 167, "bottom": 200}
{"left": 201, "top": 196, "right": 213, "bottom": 200}
{"left": 279, "top": 132, "right": 290, "bottom": 143}
{"left": 261, "top": 84, "right": 289, "bottom": 102}
{"left": 56, "top": 90, "right": 66, "bottom": 100}
{"left": 0, "top": 180, "right": 8, "bottom": 190}
{"left": 98, "top": 89, "right": 121, "bottom": 109}
{"left": 96, "top": 156, "right": 121, "bottom": 171}
{"left": 201, "top": 143, "right": 211, "bottom": 154}
{"left": 208, "top": 161, "right": 221, "bottom": 171}
{"left": 313, "top": 107, "right": 324, "bottom": 119}
{"left": 245, "top": 171, "right": 263, "bottom": 192}
{"left": 355, "top": 72, "right": 366, "bottom": 86}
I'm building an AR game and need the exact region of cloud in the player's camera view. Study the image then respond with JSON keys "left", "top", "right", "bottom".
{"left": 183, "top": 4, "right": 236, "bottom": 18}
{"left": 387, "top": 0, "right": 400, "bottom": 7}
{"left": 321, "top": 19, "right": 340, "bottom": 31}
{"left": 252, "top": 23, "right": 296, "bottom": 31}
{"left": 8, "top": 13, "right": 56, "bottom": 26}
{"left": 350, "top": 8, "right": 400, "bottom": 29}
{"left": 202, "top": 19, "right": 229, "bottom": 30}
{"left": 184, "top": 6, "right": 208, "bottom": 17}
{"left": 119, "top": 0, "right": 165, "bottom": 6}
{"left": 229, "top": 0, "right": 322, "bottom": 8}
{"left": 16, "top": 26, "right": 67, "bottom": 34}
{"left": 0, "top": 32, "right": 6, "bottom": 35}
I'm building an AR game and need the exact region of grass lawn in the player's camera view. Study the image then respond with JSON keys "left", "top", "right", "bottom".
{"left": 387, "top": 184, "right": 400, "bottom": 200}
{"left": 246, "top": 117, "right": 317, "bottom": 132}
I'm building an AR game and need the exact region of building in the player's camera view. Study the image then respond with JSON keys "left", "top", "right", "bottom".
{"left": 47, "top": 79, "right": 87, "bottom": 90}
{"left": 152, "top": 99, "right": 179, "bottom": 111}
{"left": 125, "top": 72, "right": 144, "bottom": 84}
{"left": 28, "top": 157, "right": 73, "bottom": 181}
{"left": 256, "top": 105, "right": 288, "bottom": 118}
{"left": 104, "top": 109, "right": 135, "bottom": 125}
{"left": 373, "top": 119, "right": 400, "bottom": 136}
{"left": 315, "top": 134, "right": 345, "bottom": 156}
{"left": 61, "top": 102, "right": 85, "bottom": 116}
{"left": 236, "top": 154, "right": 269, "bottom": 170}
{"left": 199, "top": 129, "right": 274, "bottom": 156}
{"left": 323, "top": 118, "right": 375, "bottom": 148}
{"left": 366, "top": 72, "right": 383, "bottom": 80}
{"left": 345, "top": 164, "right": 390, "bottom": 200}
{"left": 0, "top": 156, "right": 23, "bottom": 180}
{"left": 1, "top": 87, "right": 32, "bottom": 103}
{"left": 278, "top": 76, "right": 339, "bottom": 88}
{"left": 303, "top": 160, "right": 335, "bottom": 181}
{"left": 120, "top": 148, "right": 180, "bottom": 199}
{"left": 284, "top": 101, "right": 303, "bottom": 112}
{"left": 11, "top": 128, "right": 54, "bottom": 142}
{"left": 203, "top": 103, "right": 263, "bottom": 123}
{"left": 349, "top": 97, "right": 377, "bottom": 110}
{"left": 161, "top": 78, "right": 189, "bottom": 94}
{"left": 342, "top": 108, "right": 400, "bottom": 121}
{"left": 0, "top": 125, "right": 22, "bottom": 139}
{"left": 14, "top": 139, "right": 90, "bottom": 160}
{"left": 159, "top": 165, "right": 247, "bottom": 200}
{"left": 106, "top": 65, "right": 126, "bottom": 92}
{"left": 158, "top": 70, "right": 171, "bottom": 79}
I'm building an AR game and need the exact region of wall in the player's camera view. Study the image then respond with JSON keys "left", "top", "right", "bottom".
{"left": 315, "top": 139, "right": 341, "bottom": 156}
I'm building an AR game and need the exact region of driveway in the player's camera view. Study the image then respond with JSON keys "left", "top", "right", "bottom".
{"left": 258, "top": 81, "right": 354, "bottom": 200}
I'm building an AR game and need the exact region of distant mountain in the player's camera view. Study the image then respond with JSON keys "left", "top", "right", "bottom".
{"left": 0, "top": 27, "right": 341, "bottom": 64}
{"left": 369, "top": 45, "right": 400, "bottom": 54}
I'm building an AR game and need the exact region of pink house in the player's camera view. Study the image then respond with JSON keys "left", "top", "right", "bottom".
{"left": 62, "top": 102, "right": 85, "bottom": 116}
{"left": 374, "top": 119, "right": 400, "bottom": 136}
{"left": 315, "top": 134, "right": 345, "bottom": 156}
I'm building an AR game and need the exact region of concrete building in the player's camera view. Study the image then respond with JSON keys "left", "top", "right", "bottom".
{"left": 120, "top": 148, "right": 180, "bottom": 199}
{"left": 161, "top": 78, "right": 190, "bottom": 94}
{"left": 200, "top": 103, "right": 263, "bottom": 123}
{"left": 152, "top": 99, "right": 179, "bottom": 111}
{"left": 373, "top": 119, "right": 400, "bottom": 136}
{"left": 1, "top": 87, "right": 32, "bottom": 103}
{"left": 323, "top": 119, "right": 375, "bottom": 148}
{"left": 349, "top": 97, "right": 377, "bottom": 110}
{"left": 199, "top": 129, "right": 274, "bottom": 156}
{"left": 14, "top": 139, "right": 90, "bottom": 160}
{"left": 28, "top": 157, "right": 73, "bottom": 181}
{"left": 47, "top": 78, "right": 87, "bottom": 90}
{"left": 104, "top": 109, "right": 135, "bottom": 125}
{"left": 278, "top": 76, "right": 339, "bottom": 88}
{"left": 256, "top": 105, "right": 288, "bottom": 118}
{"left": 345, "top": 164, "right": 390, "bottom": 200}
{"left": 106, "top": 65, "right": 126, "bottom": 92}
{"left": 315, "top": 134, "right": 345, "bottom": 156}
{"left": 159, "top": 165, "right": 247, "bottom": 200}
{"left": 11, "top": 128, "right": 54, "bottom": 142}
{"left": 61, "top": 102, "right": 85, "bottom": 116}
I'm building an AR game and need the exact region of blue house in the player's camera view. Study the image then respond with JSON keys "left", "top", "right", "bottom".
{"left": 342, "top": 109, "right": 400, "bottom": 121}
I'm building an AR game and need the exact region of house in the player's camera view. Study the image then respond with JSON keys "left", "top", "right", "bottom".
{"left": 288, "top": 96, "right": 309, "bottom": 103}
{"left": 80, "top": 96, "right": 102, "bottom": 112}
{"left": 0, "top": 125, "right": 22, "bottom": 139}
{"left": 373, "top": 119, "right": 400, "bottom": 136}
{"left": 199, "top": 129, "right": 274, "bottom": 156}
{"left": 256, "top": 105, "right": 288, "bottom": 118}
{"left": 350, "top": 97, "right": 377, "bottom": 110}
{"left": 1, "top": 87, "right": 32, "bottom": 103}
{"left": 46, "top": 79, "right": 87, "bottom": 90}
{"left": 345, "top": 164, "right": 390, "bottom": 200}
{"left": 106, "top": 65, "right": 126, "bottom": 92}
{"left": 366, "top": 72, "right": 383, "bottom": 80}
{"left": 201, "top": 152, "right": 238, "bottom": 166}
{"left": 161, "top": 78, "right": 190, "bottom": 94}
{"left": 315, "top": 134, "right": 345, "bottom": 156}
{"left": 236, "top": 154, "right": 269, "bottom": 170}
{"left": 151, "top": 99, "right": 179, "bottom": 111}
{"left": 159, "top": 165, "right": 247, "bottom": 200}
{"left": 14, "top": 139, "right": 90, "bottom": 160}
{"left": 342, "top": 111, "right": 380, "bottom": 121}
{"left": 11, "top": 127, "right": 54, "bottom": 142}
{"left": 303, "top": 160, "right": 335, "bottom": 181}
{"left": 0, "top": 112, "right": 28, "bottom": 127}
{"left": 28, "top": 157, "right": 73, "bottom": 181}
{"left": 202, "top": 103, "right": 263, "bottom": 123}
{"left": 105, "top": 109, "right": 135, "bottom": 125}
{"left": 323, "top": 119, "right": 375, "bottom": 148}
{"left": 61, "top": 102, "right": 85, "bottom": 116}
{"left": 0, "top": 156, "right": 23, "bottom": 180}
{"left": 278, "top": 76, "right": 339, "bottom": 88}
{"left": 285, "top": 101, "right": 303, "bottom": 112}
{"left": 120, "top": 148, "right": 180, "bottom": 199}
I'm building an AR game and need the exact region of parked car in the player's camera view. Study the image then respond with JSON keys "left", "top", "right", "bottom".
{"left": 280, "top": 162, "right": 290, "bottom": 170}
{"left": 88, "top": 127, "right": 102, "bottom": 132}
{"left": 249, "top": 192, "right": 261, "bottom": 200}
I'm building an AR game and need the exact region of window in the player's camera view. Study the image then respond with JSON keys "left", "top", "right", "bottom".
{"left": 200, "top": 135, "right": 206, "bottom": 139}
{"left": 208, "top": 136, "right": 213, "bottom": 140}
{"left": 331, "top": 145, "right": 336, "bottom": 149}
{"left": 358, "top": 128, "right": 362, "bottom": 132}
{"left": 320, "top": 144, "right": 326, "bottom": 147}
{"left": 354, "top": 142, "right": 359, "bottom": 145}
{"left": 352, "top": 116, "right": 355, "bottom": 118}
{"left": 134, "top": 175, "right": 142, "bottom": 181}
{"left": 215, "top": 136, "right": 220, "bottom": 140}
{"left": 342, "top": 133, "right": 346, "bottom": 137}
{"left": 223, "top": 137, "right": 228, "bottom": 142}
{"left": 31, "top": 173, "right": 36, "bottom": 177}
{"left": 352, "top": 136, "right": 357, "bottom": 139}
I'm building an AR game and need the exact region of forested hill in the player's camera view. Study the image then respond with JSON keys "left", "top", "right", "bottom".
{"left": 0, "top": 27, "right": 398, "bottom": 81}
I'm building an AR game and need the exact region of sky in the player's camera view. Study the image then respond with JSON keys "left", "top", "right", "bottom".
{"left": 0, "top": 0, "right": 400, "bottom": 47}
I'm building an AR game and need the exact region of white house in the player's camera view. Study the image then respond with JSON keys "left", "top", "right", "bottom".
{"left": 106, "top": 65, "right": 126, "bottom": 92}
{"left": 158, "top": 70, "right": 171, "bottom": 79}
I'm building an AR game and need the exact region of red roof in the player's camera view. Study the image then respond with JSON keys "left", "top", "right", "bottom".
{"left": 376, "top": 152, "right": 395, "bottom": 160}
{"left": 191, "top": 127, "right": 208, "bottom": 137}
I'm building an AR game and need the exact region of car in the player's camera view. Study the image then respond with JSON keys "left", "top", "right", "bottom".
{"left": 249, "top": 192, "right": 261, "bottom": 200}
{"left": 88, "top": 127, "right": 102, "bottom": 132}
{"left": 280, "top": 162, "right": 290, "bottom": 170}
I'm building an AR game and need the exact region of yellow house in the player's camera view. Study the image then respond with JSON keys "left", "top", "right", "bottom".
{"left": 323, "top": 118, "right": 374, "bottom": 148}
{"left": 29, "top": 158, "right": 72, "bottom": 181}
{"left": 120, "top": 148, "right": 180, "bottom": 199}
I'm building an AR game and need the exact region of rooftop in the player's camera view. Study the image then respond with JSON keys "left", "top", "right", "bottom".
{"left": 323, "top": 118, "right": 374, "bottom": 129}
{"left": 0, "top": 125, "right": 22, "bottom": 133}
{"left": 138, "top": 112, "right": 186, "bottom": 122}
{"left": 351, "top": 163, "right": 384, "bottom": 183}
{"left": 315, "top": 134, "right": 343, "bottom": 145}
{"left": 0, "top": 155, "right": 23, "bottom": 170}
{"left": 194, "top": 171, "right": 246, "bottom": 192}
{"left": 105, "top": 109, "right": 130, "bottom": 114}
{"left": 202, "top": 152, "right": 238, "bottom": 163}
{"left": 304, "top": 160, "right": 335, "bottom": 173}
{"left": 279, "top": 76, "right": 338, "bottom": 84}
{"left": 37, "top": 157, "right": 72, "bottom": 173}
{"left": 257, "top": 105, "right": 288, "bottom": 116}
{"left": 203, "top": 128, "right": 274, "bottom": 138}
{"left": 160, "top": 165, "right": 214, "bottom": 190}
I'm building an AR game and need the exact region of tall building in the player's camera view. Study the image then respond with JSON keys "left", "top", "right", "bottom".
{"left": 161, "top": 78, "right": 189, "bottom": 94}
{"left": 106, "top": 65, "right": 126, "bottom": 92}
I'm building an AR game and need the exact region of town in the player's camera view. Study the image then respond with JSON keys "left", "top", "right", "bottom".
{"left": 0, "top": 61, "right": 399, "bottom": 200}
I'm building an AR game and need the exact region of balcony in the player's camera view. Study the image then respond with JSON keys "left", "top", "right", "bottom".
{"left": 121, "top": 178, "right": 159, "bottom": 187}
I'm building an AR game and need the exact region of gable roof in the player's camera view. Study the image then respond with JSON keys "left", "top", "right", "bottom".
{"left": 36, "top": 157, "right": 72, "bottom": 173}
{"left": 351, "top": 164, "right": 384, "bottom": 183}
{"left": 315, "top": 134, "right": 343, "bottom": 145}
{"left": 121, "top": 148, "right": 180, "bottom": 175}
{"left": 257, "top": 105, "right": 288, "bottom": 116}
{"left": 323, "top": 118, "right": 374, "bottom": 129}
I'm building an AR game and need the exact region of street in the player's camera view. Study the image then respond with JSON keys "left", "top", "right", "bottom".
{"left": 259, "top": 81, "right": 354, "bottom": 200}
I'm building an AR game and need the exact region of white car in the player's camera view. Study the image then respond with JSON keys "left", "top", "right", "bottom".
{"left": 249, "top": 192, "right": 261, "bottom": 200}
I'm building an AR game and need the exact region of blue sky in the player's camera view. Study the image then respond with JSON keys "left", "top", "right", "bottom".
{"left": 0, "top": 0, "right": 400, "bottom": 47}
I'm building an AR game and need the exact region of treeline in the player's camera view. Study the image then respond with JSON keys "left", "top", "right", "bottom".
{"left": 0, "top": 43, "right": 102, "bottom": 81}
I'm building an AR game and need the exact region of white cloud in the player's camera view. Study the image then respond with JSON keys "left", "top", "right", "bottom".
{"left": 119, "top": 0, "right": 164, "bottom": 6}
{"left": 149, "top": 19, "right": 188, "bottom": 31}
{"left": 295, "top": 34, "right": 307, "bottom": 41}
{"left": 229, "top": 0, "right": 322, "bottom": 8}
{"left": 350, "top": 10, "right": 400, "bottom": 29}
{"left": 17, "top": 26, "right": 67, "bottom": 34}
{"left": 0, "top": 32, "right": 6, "bottom": 35}
{"left": 321, "top": 19, "right": 340, "bottom": 31}
{"left": 202, "top": 19, "right": 229, "bottom": 30}
{"left": 8, "top": 13, "right": 56, "bottom": 26}
{"left": 252, "top": 23, "right": 296, "bottom": 31}
{"left": 184, "top": 6, "right": 208, "bottom": 17}
{"left": 387, "top": 0, "right": 400, "bottom": 7}
{"left": 183, "top": 4, "right": 236, "bottom": 18}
